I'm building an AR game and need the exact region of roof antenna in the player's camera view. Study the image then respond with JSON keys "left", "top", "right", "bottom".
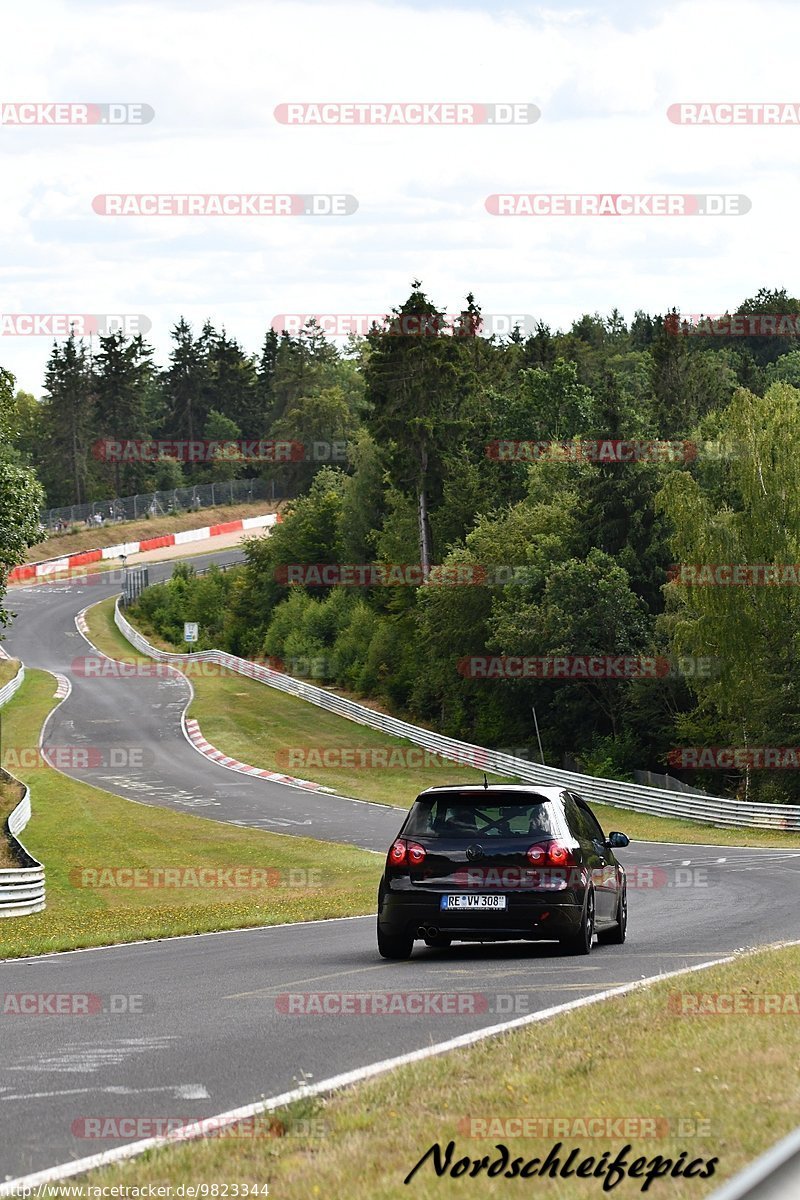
{"left": 483, "top": 773, "right": 488, "bottom": 789}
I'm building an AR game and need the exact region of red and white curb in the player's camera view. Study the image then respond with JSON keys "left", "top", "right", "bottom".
{"left": 184, "top": 718, "right": 333, "bottom": 793}
{"left": 52, "top": 674, "right": 71, "bottom": 700}
{"left": 73, "top": 603, "right": 343, "bottom": 801}
{"left": 9, "top": 511, "right": 280, "bottom": 584}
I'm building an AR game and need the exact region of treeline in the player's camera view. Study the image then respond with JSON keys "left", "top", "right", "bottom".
{"left": 11, "top": 319, "right": 364, "bottom": 507}
{"left": 10, "top": 284, "right": 800, "bottom": 512}
{"left": 123, "top": 284, "right": 800, "bottom": 803}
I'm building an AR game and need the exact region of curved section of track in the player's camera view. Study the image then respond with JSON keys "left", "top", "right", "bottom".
{"left": 2, "top": 550, "right": 799, "bottom": 1183}
{"left": 4, "top": 553, "right": 401, "bottom": 851}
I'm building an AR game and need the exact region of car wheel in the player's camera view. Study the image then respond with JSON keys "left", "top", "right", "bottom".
{"left": 561, "top": 887, "right": 595, "bottom": 955}
{"left": 597, "top": 885, "right": 627, "bottom": 945}
{"left": 423, "top": 933, "right": 452, "bottom": 949}
{"left": 377, "top": 921, "right": 414, "bottom": 960}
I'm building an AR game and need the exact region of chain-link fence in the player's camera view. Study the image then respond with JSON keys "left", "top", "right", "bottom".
{"left": 634, "top": 768, "right": 711, "bottom": 798}
{"left": 41, "top": 478, "right": 282, "bottom": 532}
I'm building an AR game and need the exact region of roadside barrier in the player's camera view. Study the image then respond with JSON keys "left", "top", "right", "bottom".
{"left": 114, "top": 601, "right": 800, "bottom": 831}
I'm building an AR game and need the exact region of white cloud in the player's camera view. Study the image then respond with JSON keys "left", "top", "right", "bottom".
{"left": 1, "top": 0, "right": 798, "bottom": 390}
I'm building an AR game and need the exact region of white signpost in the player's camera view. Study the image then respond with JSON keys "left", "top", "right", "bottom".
{"left": 184, "top": 622, "right": 199, "bottom": 644}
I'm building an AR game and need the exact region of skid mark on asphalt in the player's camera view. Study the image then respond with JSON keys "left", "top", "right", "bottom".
{"left": 224, "top": 961, "right": 611, "bottom": 1000}
{"left": 7, "top": 1037, "right": 178, "bottom": 1074}
{"left": 645, "top": 852, "right": 800, "bottom": 865}
{"left": 0, "top": 1083, "right": 210, "bottom": 1102}
{"left": 97, "top": 778, "right": 220, "bottom": 806}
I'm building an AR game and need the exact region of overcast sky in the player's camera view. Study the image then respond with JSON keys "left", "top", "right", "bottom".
{"left": 2, "top": 0, "right": 798, "bottom": 392}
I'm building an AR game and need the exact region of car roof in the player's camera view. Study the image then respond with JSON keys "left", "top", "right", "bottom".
{"left": 415, "top": 784, "right": 569, "bottom": 802}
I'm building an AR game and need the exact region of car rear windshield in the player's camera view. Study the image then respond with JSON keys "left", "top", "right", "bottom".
{"left": 404, "top": 793, "right": 559, "bottom": 839}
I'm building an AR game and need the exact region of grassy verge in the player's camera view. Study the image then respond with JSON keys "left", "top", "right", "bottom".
{"left": 0, "top": 656, "right": 20, "bottom": 688}
{"left": 79, "top": 941, "right": 800, "bottom": 1197}
{"left": 0, "top": 772, "right": 25, "bottom": 868}
{"left": 87, "top": 597, "right": 800, "bottom": 844}
{"left": 26, "top": 501, "right": 280, "bottom": 561}
{"left": 0, "top": 670, "right": 379, "bottom": 961}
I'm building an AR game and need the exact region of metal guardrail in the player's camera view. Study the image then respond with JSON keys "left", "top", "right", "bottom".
{"left": 0, "top": 662, "right": 46, "bottom": 916}
{"left": 1, "top": 782, "right": 46, "bottom": 918}
{"left": 709, "top": 1124, "right": 800, "bottom": 1198}
{"left": 0, "top": 661, "right": 24, "bottom": 709}
{"left": 114, "top": 601, "right": 800, "bottom": 831}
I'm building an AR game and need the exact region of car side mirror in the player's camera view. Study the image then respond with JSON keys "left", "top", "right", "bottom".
{"left": 606, "top": 831, "right": 630, "bottom": 848}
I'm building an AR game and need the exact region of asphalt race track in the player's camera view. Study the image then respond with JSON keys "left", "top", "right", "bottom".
{"left": 2, "top": 552, "right": 800, "bottom": 1182}
{"left": 3, "top": 552, "right": 401, "bottom": 852}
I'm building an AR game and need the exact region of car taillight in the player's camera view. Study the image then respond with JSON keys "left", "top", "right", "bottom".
{"left": 527, "top": 841, "right": 577, "bottom": 867}
{"left": 547, "top": 841, "right": 574, "bottom": 866}
{"left": 388, "top": 839, "right": 407, "bottom": 866}
{"left": 387, "top": 839, "right": 427, "bottom": 868}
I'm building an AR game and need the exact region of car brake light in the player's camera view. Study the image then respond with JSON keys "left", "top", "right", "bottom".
{"left": 387, "top": 839, "right": 427, "bottom": 868}
{"left": 388, "top": 839, "right": 407, "bottom": 866}
{"left": 526, "top": 841, "right": 577, "bottom": 867}
{"left": 547, "top": 841, "right": 574, "bottom": 866}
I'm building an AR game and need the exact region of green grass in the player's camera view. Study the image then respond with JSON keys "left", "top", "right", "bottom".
{"left": 0, "top": 772, "right": 25, "bottom": 868}
{"left": 87, "top": 597, "right": 800, "bottom": 846}
{"left": 0, "top": 656, "right": 20, "bottom": 688}
{"left": 79, "top": 941, "right": 800, "bottom": 1197}
{"left": 0, "top": 670, "right": 380, "bottom": 961}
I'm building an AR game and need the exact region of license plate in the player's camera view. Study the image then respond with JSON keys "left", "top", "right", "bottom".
{"left": 440, "top": 894, "right": 508, "bottom": 910}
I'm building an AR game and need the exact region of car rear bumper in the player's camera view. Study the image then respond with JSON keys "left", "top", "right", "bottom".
{"left": 378, "top": 888, "right": 585, "bottom": 942}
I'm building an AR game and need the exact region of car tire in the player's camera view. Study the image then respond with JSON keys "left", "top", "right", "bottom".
{"left": 597, "top": 885, "right": 627, "bottom": 945}
{"left": 423, "top": 933, "right": 452, "bottom": 949}
{"left": 560, "top": 887, "right": 595, "bottom": 955}
{"left": 377, "top": 922, "right": 414, "bottom": 960}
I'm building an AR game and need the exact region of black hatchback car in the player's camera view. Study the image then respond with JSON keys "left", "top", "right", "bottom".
{"left": 377, "top": 784, "right": 629, "bottom": 959}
